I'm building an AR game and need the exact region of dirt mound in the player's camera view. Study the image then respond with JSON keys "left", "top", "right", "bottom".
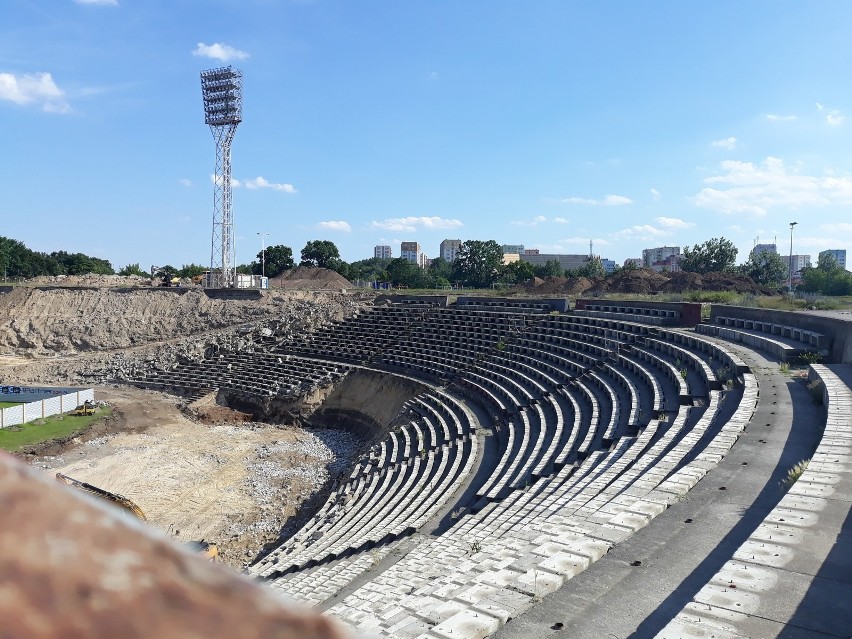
{"left": 25, "top": 274, "right": 149, "bottom": 287}
{"left": 0, "top": 287, "right": 359, "bottom": 356}
{"left": 516, "top": 268, "right": 770, "bottom": 296}
{"left": 272, "top": 266, "right": 352, "bottom": 290}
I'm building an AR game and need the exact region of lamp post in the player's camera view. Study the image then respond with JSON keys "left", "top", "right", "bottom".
{"left": 257, "top": 232, "right": 269, "bottom": 278}
{"left": 788, "top": 221, "right": 798, "bottom": 295}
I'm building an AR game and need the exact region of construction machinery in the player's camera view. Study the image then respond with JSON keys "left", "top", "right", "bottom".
{"left": 72, "top": 400, "right": 97, "bottom": 416}
{"left": 56, "top": 473, "right": 219, "bottom": 561}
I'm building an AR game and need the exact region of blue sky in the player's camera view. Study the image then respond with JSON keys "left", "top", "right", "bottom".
{"left": 3, "top": 1, "right": 852, "bottom": 270}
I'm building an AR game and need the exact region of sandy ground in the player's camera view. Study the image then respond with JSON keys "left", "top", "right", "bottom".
{"left": 26, "top": 386, "right": 355, "bottom": 571}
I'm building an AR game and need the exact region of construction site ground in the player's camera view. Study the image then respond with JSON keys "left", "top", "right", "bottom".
{"left": 19, "top": 385, "right": 356, "bottom": 570}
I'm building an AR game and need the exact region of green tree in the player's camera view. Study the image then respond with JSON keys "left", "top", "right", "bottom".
{"left": 256, "top": 245, "right": 294, "bottom": 277}
{"left": 452, "top": 240, "right": 503, "bottom": 288}
{"left": 499, "top": 260, "right": 536, "bottom": 284}
{"left": 535, "top": 259, "right": 563, "bottom": 278}
{"left": 178, "top": 263, "right": 207, "bottom": 279}
{"left": 577, "top": 257, "right": 606, "bottom": 278}
{"left": 347, "top": 257, "right": 391, "bottom": 283}
{"left": 800, "top": 254, "right": 852, "bottom": 295}
{"left": 739, "top": 251, "right": 787, "bottom": 287}
{"left": 236, "top": 264, "right": 253, "bottom": 275}
{"left": 680, "top": 237, "right": 738, "bottom": 274}
{"left": 386, "top": 257, "right": 425, "bottom": 288}
{"left": 301, "top": 240, "right": 341, "bottom": 268}
{"left": 118, "top": 263, "right": 149, "bottom": 277}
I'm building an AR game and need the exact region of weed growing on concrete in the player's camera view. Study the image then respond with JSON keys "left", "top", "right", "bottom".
{"left": 779, "top": 362, "right": 791, "bottom": 375}
{"left": 780, "top": 459, "right": 810, "bottom": 489}
{"left": 468, "top": 539, "right": 482, "bottom": 555}
{"left": 800, "top": 351, "right": 823, "bottom": 365}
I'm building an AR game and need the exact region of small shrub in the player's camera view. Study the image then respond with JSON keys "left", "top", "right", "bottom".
{"left": 800, "top": 351, "right": 823, "bottom": 365}
{"left": 716, "top": 365, "right": 731, "bottom": 383}
{"left": 468, "top": 540, "right": 482, "bottom": 555}
{"left": 779, "top": 362, "right": 790, "bottom": 375}
{"left": 725, "top": 379, "right": 734, "bottom": 390}
{"left": 780, "top": 459, "right": 810, "bottom": 489}
{"left": 807, "top": 379, "right": 824, "bottom": 405}
{"left": 680, "top": 368, "right": 688, "bottom": 381}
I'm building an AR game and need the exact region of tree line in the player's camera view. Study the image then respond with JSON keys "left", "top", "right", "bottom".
{"left": 3, "top": 234, "right": 849, "bottom": 295}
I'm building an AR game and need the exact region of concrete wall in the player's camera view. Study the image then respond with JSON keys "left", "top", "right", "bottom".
{"left": 575, "top": 299, "right": 702, "bottom": 327}
{"left": 0, "top": 387, "right": 94, "bottom": 428}
{"left": 455, "top": 296, "right": 570, "bottom": 312}
{"left": 709, "top": 306, "right": 852, "bottom": 363}
{"left": 375, "top": 294, "right": 450, "bottom": 307}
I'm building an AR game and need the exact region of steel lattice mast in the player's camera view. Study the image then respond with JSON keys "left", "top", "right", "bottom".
{"left": 200, "top": 66, "right": 242, "bottom": 288}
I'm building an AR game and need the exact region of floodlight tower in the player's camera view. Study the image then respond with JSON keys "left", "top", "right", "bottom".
{"left": 201, "top": 66, "right": 242, "bottom": 288}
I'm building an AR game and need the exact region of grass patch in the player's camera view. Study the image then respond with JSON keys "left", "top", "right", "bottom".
{"left": 0, "top": 401, "right": 22, "bottom": 408}
{"left": 0, "top": 408, "right": 111, "bottom": 452}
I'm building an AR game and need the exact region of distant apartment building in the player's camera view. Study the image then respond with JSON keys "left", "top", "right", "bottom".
{"left": 501, "top": 244, "right": 524, "bottom": 255}
{"left": 786, "top": 254, "right": 811, "bottom": 279}
{"left": 819, "top": 249, "right": 847, "bottom": 270}
{"left": 623, "top": 258, "right": 643, "bottom": 268}
{"left": 601, "top": 259, "right": 616, "bottom": 274}
{"left": 440, "top": 239, "right": 462, "bottom": 262}
{"left": 520, "top": 253, "right": 590, "bottom": 272}
{"left": 400, "top": 241, "right": 421, "bottom": 265}
{"left": 524, "top": 249, "right": 540, "bottom": 255}
{"left": 502, "top": 253, "right": 521, "bottom": 265}
{"left": 751, "top": 243, "right": 777, "bottom": 257}
{"left": 642, "top": 246, "right": 681, "bottom": 272}
{"left": 374, "top": 245, "right": 392, "bottom": 260}
{"left": 419, "top": 253, "right": 430, "bottom": 269}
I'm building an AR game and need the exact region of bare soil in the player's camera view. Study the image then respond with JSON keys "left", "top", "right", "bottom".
{"left": 23, "top": 386, "right": 346, "bottom": 570}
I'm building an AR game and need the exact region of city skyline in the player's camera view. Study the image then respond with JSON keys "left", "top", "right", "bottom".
{"left": 3, "top": 2, "right": 852, "bottom": 269}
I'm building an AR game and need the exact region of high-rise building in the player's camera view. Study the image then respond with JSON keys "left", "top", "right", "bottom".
{"left": 401, "top": 241, "right": 421, "bottom": 264}
{"left": 601, "top": 259, "right": 616, "bottom": 274}
{"left": 786, "top": 254, "right": 811, "bottom": 279}
{"left": 374, "top": 245, "right": 392, "bottom": 259}
{"left": 642, "top": 246, "right": 680, "bottom": 269}
{"left": 819, "top": 249, "right": 847, "bottom": 270}
{"left": 501, "top": 244, "right": 524, "bottom": 255}
{"left": 440, "top": 239, "right": 462, "bottom": 262}
{"left": 752, "top": 243, "right": 777, "bottom": 257}
{"left": 623, "top": 258, "right": 643, "bottom": 268}
{"left": 418, "top": 253, "right": 430, "bottom": 269}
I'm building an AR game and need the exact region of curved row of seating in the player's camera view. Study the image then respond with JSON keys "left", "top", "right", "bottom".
{"left": 253, "top": 387, "right": 478, "bottom": 579}
{"left": 656, "top": 364, "right": 850, "bottom": 638}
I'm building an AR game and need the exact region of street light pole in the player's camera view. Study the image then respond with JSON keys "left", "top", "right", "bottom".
{"left": 788, "top": 221, "right": 798, "bottom": 295}
{"left": 257, "top": 232, "right": 269, "bottom": 278}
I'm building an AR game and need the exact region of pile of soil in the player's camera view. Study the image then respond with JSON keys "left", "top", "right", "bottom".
{"left": 515, "top": 269, "right": 773, "bottom": 296}
{"left": 24, "top": 274, "right": 149, "bottom": 287}
{"left": 271, "top": 266, "right": 352, "bottom": 290}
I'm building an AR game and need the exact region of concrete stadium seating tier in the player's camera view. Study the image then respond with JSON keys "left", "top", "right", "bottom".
{"left": 132, "top": 299, "right": 782, "bottom": 637}
{"left": 656, "top": 363, "right": 852, "bottom": 639}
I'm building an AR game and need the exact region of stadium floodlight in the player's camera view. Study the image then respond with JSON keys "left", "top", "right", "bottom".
{"left": 201, "top": 65, "right": 242, "bottom": 288}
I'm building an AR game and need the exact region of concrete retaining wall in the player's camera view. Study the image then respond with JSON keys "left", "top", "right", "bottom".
{"left": 709, "top": 305, "right": 852, "bottom": 363}
{"left": 0, "top": 387, "right": 94, "bottom": 428}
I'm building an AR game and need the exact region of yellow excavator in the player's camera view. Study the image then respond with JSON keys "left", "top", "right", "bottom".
{"left": 55, "top": 473, "right": 219, "bottom": 561}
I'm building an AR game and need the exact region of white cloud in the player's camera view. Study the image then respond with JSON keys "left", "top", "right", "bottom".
{"left": 693, "top": 156, "right": 852, "bottom": 216}
{"left": 75, "top": 0, "right": 118, "bottom": 4}
{"left": 816, "top": 102, "right": 824, "bottom": 111}
{"left": 512, "top": 215, "right": 548, "bottom": 227}
{"left": 654, "top": 216, "right": 694, "bottom": 229}
{"left": 827, "top": 110, "right": 845, "bottom": 126}
{"left": 370, "top": 216, "right": 463, "bottom": 232}
{"left": 766, "top": 113, "right": 797, "bottom": 122}
{"left": 193, "top": 42, "right": 250, "bottom": 62}
{"left": 243, "top": 176, "right": 296, "bottom": 193}
{"left": 179, "top": 178, "right": 192, "bottom": 187}
{"left": 615, "top": 224, "right": 671, "bottom": 240}
{"left": 650, "top": 188, "right": 661, "bottom": 201}
{"left": 819, "top": 222, "right": 852, "bottom": 234}
{"left": 317, "top": 220, "right": 351, "bottom": 233}
{"left": 210, "top": 174, "right": 241, "bottom": 187}
{"left": 553, "top": 217, "right": 569, "bottom": 224}
{"left": 561, "top": 194, "right": 633, "bottom": 206}
{"left": 711, "top": 136, "right": 737, "bottom": 150}
{"left": 0, "top": 72, "right": 70, "bottom": 113}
